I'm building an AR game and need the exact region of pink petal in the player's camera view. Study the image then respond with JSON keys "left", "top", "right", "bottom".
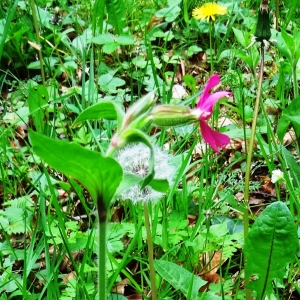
{"left": 200, "top": 120, "right": 230, "bottom": 153}
{"left": 197, "top": 74, "right": 220, "bottom": 109}
{"left": 200, "top": 91, "right": 231, "bottom": 117}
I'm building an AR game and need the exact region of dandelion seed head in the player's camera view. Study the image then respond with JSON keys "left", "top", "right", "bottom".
{"left": 117, "top": 143, "right": 176, "bottom": 204}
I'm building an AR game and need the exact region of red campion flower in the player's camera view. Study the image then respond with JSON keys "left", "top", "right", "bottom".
{"left": 193, "top": 74, "right": 231, "bottom": 153}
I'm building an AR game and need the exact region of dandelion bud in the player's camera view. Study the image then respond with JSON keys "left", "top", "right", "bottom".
{"left": 254, "top": 0, "right": 271, "bottom": 42}
{"left": 150, "top": 105, "right": 197, "bottom": 127}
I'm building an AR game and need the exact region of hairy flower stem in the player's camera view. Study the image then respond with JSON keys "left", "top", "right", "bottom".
{"left": 244, "top": 43, "right": 265, "bottom": 300}
{"left": 143, "top": 203, "right": 157, "bottom": 300}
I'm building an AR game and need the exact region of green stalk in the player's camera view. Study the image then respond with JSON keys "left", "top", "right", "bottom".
{"left": 275, "top": 0, "right": 279, "bottom": 30}
{"left": 244, "top": 43, "right": 264, "bottom": 300}
{"left": 30, "top": 0, "right": 45, "bottom": 86}
{"left": 209, "top": 21, "right": 214, "bottom": 74}
{"left": 292, "top": 64, "right": 298, "bottom": 99}
{"left": 97, "top": 199, "right": 108, "bottom": 300}
{"left": 143, "top": 203, "right": 157, "bottom": 300}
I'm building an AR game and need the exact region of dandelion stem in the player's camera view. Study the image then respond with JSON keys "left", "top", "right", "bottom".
{"left": 209, "top": 21, "right": 214, "bottom": 74}
{"left": 143, "top": 203, "right": 157, "bottom": 300}
{"left": 244, "top": 43, "right": 265, "bottom": 300}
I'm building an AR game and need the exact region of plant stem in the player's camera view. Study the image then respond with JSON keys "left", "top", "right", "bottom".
{"left": 209, "top": 21, "right": 214, "bottom": 74}
{"left": 244, "top": 43, "right": 265, "bottom": 300}
{"left": 292, "top": 64, "right": 298, "bottom": 99}
{"left": 30, "top": 0, "right": 46, "bottom": 86}
{"left": 97, "top": 198, "right": 108, "bottom": 300}
{"left": 143, "top": 203, "right": 157, "bottom": 300}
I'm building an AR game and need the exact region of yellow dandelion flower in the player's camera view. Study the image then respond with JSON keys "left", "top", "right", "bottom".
{"left": 192, "top": 3, "right": 228, "bottom": 22}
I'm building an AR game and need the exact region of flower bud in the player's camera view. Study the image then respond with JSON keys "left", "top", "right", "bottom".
{"left": 150, "top": 105, "right": 197, "bottom": 127}
{"left": 122, "top": 92, "right": 155, "bottom": 130}
{"left": 254, "top": 1, "right": 271, "bottom": 42}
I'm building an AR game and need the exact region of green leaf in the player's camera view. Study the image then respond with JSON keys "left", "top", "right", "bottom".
{"left": 281, "top": 147, "right": 300, "bottom": 188}
{"left": 92, "top": 34, "right": 134, "bottom": 46}
{"left": 29, "top": 130, "right": 123, "bottom": 207}
{"left": 116, "top": 172, "right": 169, "bottom": 197}
{"left": 277, "top": 114, "right": 290, "bottom": 142}
{"left": 244, "top": 202, "right": 298, "bottom": 299}
{"left": 281, "top": 30, "right": 295, "bottom": 54}
{"left": 103, "top": 43, "right": 119, "bottom": 54}
{"left": 98, "top": 73, "right": 126, "bottom": 93}
{"left": 154, "top": 259, "right": 207, "bottom": 300}
{"left": 72, "top": 101, "right": 124, "bottom": 130}
{"left": 27, "top": 85, "right": 49, "bottom": 133}
{"left": 155, "top": 0, "right": 181, "bottom": 23}
{"left": 106, "top": 0, "right": 126, "bottom": 35}
{"left": 183, "top": 74, "right": 196, "bottom": 93}
{"left": 285, "top": 115, "right": 300, "bottom": 125}
{"left": 278, "top": 97, "right": 300, "bottom": 141}
{"left": 273, "top": 30, "right": 292, "bottom": 62}
{"left": 233, "top": 27, "right": 248, "bottom": 47}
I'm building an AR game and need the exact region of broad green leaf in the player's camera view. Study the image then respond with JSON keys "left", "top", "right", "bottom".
{"left": 3, "top": 106, "right": 29, "bottom": 125}
{"left": 277, "top": 114, "right": 290, "bottom": 142}
{"left": 281, "top": 147, "right": 300, "bottom": 188}
{"left": 92, "top": 34, "right": 134, "bottom": 46}
{"left": 27, "top": 85, "right": 49, "bottom": 133}
{"left": 272, "top": 30, "right": 292, "bottom": 62}
{"left": 244, "top": 202, "right": 298, "bottom": 299}
{"left": 72, "top": 101, "right": 124, "bottom": 130}
{"left": 103, "top": 43, "right": 119, "bottom": 54}
{"left": 29, "top": 130, "right": 123, "bottom": 207}
{"left": 232, "top": 27, "right": 248, "bottom": 47}
{"left": 106, "top": 0, "right": 126, "bottom": 35}
{"left": 92, "top": 33, "right": 115, "bottom": 44}
{"left": 281, "top": 31, "right": 295, "bottom": 54}
{"left": 154, "top": 259, "right": 207, "bottom": 300}
{"left": 155, "top": 1, "right": 181, "bottom": 23}
{"left": 98, "top": 73, "right": 126, "bottom": 93}
{"left": 285, "top": 115, "right": 300, "bottom": 125}
{"left": 277, "top": 97, "right": 300, "bottom": 141}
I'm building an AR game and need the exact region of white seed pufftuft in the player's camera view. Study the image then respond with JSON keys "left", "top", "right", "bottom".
{"left": 117, "top": 143, "right": 176, "bottom": 204}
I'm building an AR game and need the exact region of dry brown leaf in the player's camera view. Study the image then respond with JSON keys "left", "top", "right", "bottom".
{"left": 283, "top": 128, "right": 296, "bottom": 144}
{"left": 199, "top": 250, "right": 226, "bottom": 277}
{"left": 61, "top": 272, "right": 76, "bottom": 283}
{"left": 248, "top": 197, "right": 264, "bottom": 205}
{"left": 111, "top": 278, "right": 130, "bottom": 294}
{"left": 198, "top": 251, "right": 227, "bottom": 291}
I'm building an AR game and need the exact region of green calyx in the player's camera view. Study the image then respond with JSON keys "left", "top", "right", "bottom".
{"left": 150, "top": 105, "right": 197, "bottom": 127}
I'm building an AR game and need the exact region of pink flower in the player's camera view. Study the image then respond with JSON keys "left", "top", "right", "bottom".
{"left": 195, "top": 74, "right": 231, "bottom": 153}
